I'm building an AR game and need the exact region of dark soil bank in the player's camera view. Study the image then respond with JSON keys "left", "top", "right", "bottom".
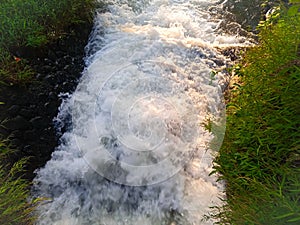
{"left": 0, "top": 22, "right": 92, "bottom": 179}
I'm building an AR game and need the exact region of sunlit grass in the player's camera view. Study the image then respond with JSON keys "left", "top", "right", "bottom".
{"left": 213, "top": 1, "right": 300, "bottom": 224}
{"left": 0, "top": 143, "right": 37, "bottom": 225}
{"left": 0, "top": 0, "right": 95, "bottom": 83}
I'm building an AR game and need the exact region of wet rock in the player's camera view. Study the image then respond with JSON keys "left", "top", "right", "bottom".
{"left": 2, "top": 116, "right": 31, "bottom": 130}
{"left": 48, "top": 50, "right": 57, "bottom": 62}
{"left": 221, "top": 48, "right": 240, "bottom": 61}
{"left": 30, "top": 116, "right": 46, "bottom": 128}
{"left": 23, "top": 145, "right": 33, "bottom": 154}
{"left": 35, "top": 73, "right": 43, "bottom": 80}
{"left": 62, "top": 81, "right": 73, "bottom": 90}
{"left": 19, "top": 108, "right": 32, "bottom": 118}
{"left": 11, "top": 94, "right": 19, "bottom": 102}
{"left": 38, "top": 93, "right": 47, "bottom": 99}
{"left": 44, "top": 74, "right": 56, "bottom": 85}
{"left": 7, "top": 105, "right": 20, "bottom": 116}
{"left": 63, "top": 65, "right": 71, "bottom": 70}
{"left": 44, "top": 100, "right": 58, "bottom": 110}
{"left": 44, "top": 58, "right": 53, "bottom": 65}
{"left": 63, "top": 55, "right": 72, "bottom": 62}
{"left": 43, "top": 65, "right": 54, "bottom": 72}
{"left": 214, "top": 59, "right": 225, "bottom": 67}
{"left": 24, "top": 130, "right": 36, "bottom": 140}
{"left": 56, "top": 51, "right": 65, "bottom": 58}
{"left": 0, "top": 21, "right": 93, "bottom": 180}
{"left": 48, "top": 92, "right": 57, "bottom": 100}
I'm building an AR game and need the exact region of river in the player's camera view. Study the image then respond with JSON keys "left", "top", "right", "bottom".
{"left": 33, "top": 0, "right": 255, "bottom": 224}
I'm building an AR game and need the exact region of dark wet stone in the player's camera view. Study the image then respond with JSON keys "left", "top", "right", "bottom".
{"left": 221, "top": 48, "right": 240, "bottom": 61}
{"left": 35, "top": 73, "right": 43, "bottom": 80}
{"left": 7, "top": 105, "right": 20, "bottom": 116}
{"left": 56, "top": 51, "right": 65, "bottom": 58}
{"left": 44, "top": 102, "right": 59, "bottom": 116}
{"left": 11, "top": 94, "right": 19, "bottom": 102}
{"left": 24, "top": 130, "right": 36, "bottom": 140}
{"left": 63, "top": 55, "right": 72, "bottom": 62}
{"left": 0, "top": 21, "right": 93, "bottom": 180}
{"left": 48, "top": 92, "right": 57, "bottom": 100}
{"left": 30, "top": 116, "right": 46, "bottom": 128}
{"left": 22, "top": 145, "right": 33, "bottom": 154}
{"left": 38, "top": 93, "right": 47, "bottom": 99}
{"left": 19, "top": 108, "right": 32, "bottom": 118}
{"left": 9, "top": 130, "right": 23, "bottom": 139}
{"left": 44, "top": 74, "right": 56, "bottom": 84}
{"left": 43, "top": 65, "right": 54, "bottom": 72}
{"left": 214, "top": 59, "right": 225, "bottom": 67}
{"left": 63, "top": 65, "right": 71, "bottom": 70}
{"left": 2, "top": 116, "right": 31, "bottom": 130}
{"left": 44, "top": 58, "right": 53, "bottom": 65}
{"left": 48, "top": 50, "right": 57, "bottom": 62}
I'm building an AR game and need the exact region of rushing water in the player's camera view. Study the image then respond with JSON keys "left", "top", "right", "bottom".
{"left": 33, "top": 0, "right": 252, "bottom": 224}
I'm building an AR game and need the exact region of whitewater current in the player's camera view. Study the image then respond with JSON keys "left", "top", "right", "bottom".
{"left": 33, "top": 0, "right": 251, "bottom": 224}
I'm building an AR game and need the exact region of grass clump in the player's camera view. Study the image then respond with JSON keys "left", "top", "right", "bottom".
{"left": 0, "top": 47, "right": 34, "bottom": 84}
{"left": 0, "top": 0, "right": 95, "bottom": 83}
{"left": 213, "top": 1, "right": 300, "bottom": 224}
{"left": 0, "top": 143, "right": 37, "bottom": 225}
{"left": 0, "top": 0, "right": 95, "bottom": 48}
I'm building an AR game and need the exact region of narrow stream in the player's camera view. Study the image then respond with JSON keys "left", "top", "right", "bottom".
{"left": 33, "top": 0, "right": 253, "bottom": 224}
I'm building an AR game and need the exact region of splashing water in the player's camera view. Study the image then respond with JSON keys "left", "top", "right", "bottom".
{"left": 33, "top": 0, "right": 251, "bottom": 224}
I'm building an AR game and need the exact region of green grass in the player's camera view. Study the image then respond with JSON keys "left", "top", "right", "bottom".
{"left": 0, "top": 0, "right": 95, "bottom": 48}
{"left": 0, "top": 48, "right": 34, "bottom": 84}
{"left": 0, "top": 143, "right": 37, "bottom": 225}
{"left": 0, "top": 0, "right": 95, "bottom": 83}
{"left": 213, "top": 1, "right": 300, "bottom": 224}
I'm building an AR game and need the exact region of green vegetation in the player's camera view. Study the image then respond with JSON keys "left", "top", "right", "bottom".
{"left": 0, "top": 0, "right": 95, "bottom": 83}
{"left": 0, "top": 49, "right": 34, "bottom": 83}
{"left": 213, "top": 1, "right": 300, "bottom": 224}
{"left": 0, "top": 144, "right": 37, "bottom": 225}
{"left": 0, "top": 0, "right": 96, "bottom": 223}
{"left": 1, "top": 0, "right": 300, "bottom": 224}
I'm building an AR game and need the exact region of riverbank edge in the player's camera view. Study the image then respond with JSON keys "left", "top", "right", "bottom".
{"left": 0, "top": 21, "right": 93, "bottom": 176}
{"left": 0, "top": 18, "right": 94, "bottom": 225}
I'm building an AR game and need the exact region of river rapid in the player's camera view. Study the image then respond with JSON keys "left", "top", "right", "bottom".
{"left": 33, "top": 1, "right": 254, "bottom": 224}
